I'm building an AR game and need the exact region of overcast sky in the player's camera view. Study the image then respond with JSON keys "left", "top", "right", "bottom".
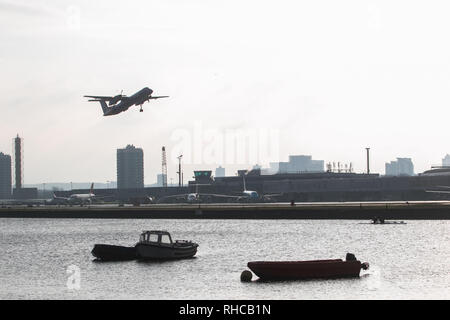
{"left": 1, "top": 0, "right": 449, "bottom": 184}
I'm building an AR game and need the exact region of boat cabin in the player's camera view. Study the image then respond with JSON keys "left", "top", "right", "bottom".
{"left": 139, "top": 230, "right": 173, "bottom": 244}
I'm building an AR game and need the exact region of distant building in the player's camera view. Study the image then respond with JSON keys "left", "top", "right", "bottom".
{"left": 252, "top": 164, "right": 262, "bottom": 170}
{"left": 193, "top": 170, "right": 213, "bottom": 183}
{"left": 156, "top": 173, "right": 167, "bottom": 187}
{"left": 215, "top": 166, "right": 225, "bottom": 178}
{"left": 269, "top": 155, "right": 324, "bottom": 174}
{"left": 385, "top": 158, "right": 414, "bottom": 176}
{"left": 13, "top": 134, "right": 23, "bottom": 188}
{"left": 0, "top": 152, "right": 12, "bottom": 199}
{"left": 13, "top": 187, "right": 38, "bottom": 200}
{"left": 117, "top": 145, "right": 144, "bottom": 189}
{"left": 443, "top": 154, "right": 450, "bottom": 167}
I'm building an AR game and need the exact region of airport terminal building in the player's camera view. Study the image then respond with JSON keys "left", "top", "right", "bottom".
{"left": 55, "top": 166, "right": 450, "bottom": 203}
{"left": 187, "top": 169, "right": 450, "bottom": 202}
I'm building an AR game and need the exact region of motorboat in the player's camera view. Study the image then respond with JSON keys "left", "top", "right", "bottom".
{"left": 91, "top": 244, "right": 137, "bottom": 261}
{"left": 246, "top": 253, "right": 369, "bottom": 281}
{"left": 135, "top": 230, "right": 198, "bottom": 260}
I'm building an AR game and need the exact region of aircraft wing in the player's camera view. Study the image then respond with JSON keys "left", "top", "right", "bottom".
{"left": 198, "top": 193, "right": 241, "bottom": 199}
{"left": 52, "top": 194, "right": 69, "bottom": 201}
{"left": 92, "top": 195, "right": 114, "bottom": 200}
{"left": 263, "top": 193, "right": 283, "bottom": 197}
{"left": 148, "top": 96, "right": 169, "bottom": 100}
{"left": 156, "top": 194, "right": 188, "bottom": 203}
{"left": 84, "top": 95, "right": 114, "bottom": 101}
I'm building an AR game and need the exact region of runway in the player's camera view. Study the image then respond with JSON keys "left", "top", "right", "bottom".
{"left": 1, "top": 200, "right": 450, "bottom": 219}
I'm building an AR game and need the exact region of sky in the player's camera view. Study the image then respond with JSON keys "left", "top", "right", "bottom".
{"left": 1, "top": 0, "right": 450, "bottom": 185}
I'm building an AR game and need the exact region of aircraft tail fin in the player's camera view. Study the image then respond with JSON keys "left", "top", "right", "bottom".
{"left": 98, "top": 100, "right": 109, "bottom": 115}
{"left": 90, "top": 183, "right": 94, "bottom": 194}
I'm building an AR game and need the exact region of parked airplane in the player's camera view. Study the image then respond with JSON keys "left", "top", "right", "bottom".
{"left": 156, "top": 175, "right": 282, "bottom": 204}
{"left": 85, "top": 87, "right": 168, "bottom": 116}
{"left": 52, "top": 183, "right": 101, "bottom": 205}
{"left": 234, "top": 174, "right": 281, "bottom": 202}
{"left": 156, "top": 184, "right": 216, "bottom": 204}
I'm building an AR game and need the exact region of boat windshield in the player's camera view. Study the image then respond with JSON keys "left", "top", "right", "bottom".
{"left": 161, "top": 234, "right": 171, "bottom": 244}
{"left": 140, "top": 233, "right": 159, "bottom": 242}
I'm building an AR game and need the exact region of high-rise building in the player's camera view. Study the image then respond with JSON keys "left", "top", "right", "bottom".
{"left": 14, "top": 134, "right": 23, "bottom": 188}
{"left": 116, "top": 145, "right": 144, "bottom": 189}
{"left": 385, "top": 158, "right": 414, "bottom": 176}
{"left": 443, "top": 154, "right": 450, "bottom": 167}
{"left": 0, "top": 152, "right": 12, "bottom": 199}
{"left": 215, "top": 166, "right": 225, "bottom": 178}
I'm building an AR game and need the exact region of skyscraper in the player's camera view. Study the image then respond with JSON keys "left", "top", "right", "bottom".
{"left": 0, "top": 152, "right": 12, "bottom": 199}
{"left": 117, "top": 145, "right": 144, "bottom": 189}
{"left": 14, "top": 134, "right": 22, "bottom": 188}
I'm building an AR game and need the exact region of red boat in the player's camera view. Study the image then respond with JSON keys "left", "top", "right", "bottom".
{"left": 247, "top": 253, "right": 369, "bottom": 281}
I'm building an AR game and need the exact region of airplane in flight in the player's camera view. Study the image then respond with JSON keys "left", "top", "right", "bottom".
{"left": 52, "top": 183, "right": 103, "bottom": 205}
{"left": 84, "top": 87, "right": 169, "bottom": 116}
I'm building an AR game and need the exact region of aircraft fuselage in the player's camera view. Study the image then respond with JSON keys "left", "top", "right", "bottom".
{"left": 104, "top": 87, "right": 153, "bottom": 116}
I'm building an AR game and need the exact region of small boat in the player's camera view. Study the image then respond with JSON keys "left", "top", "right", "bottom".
{"left": 247, "top": 253, "right": 369, "bottom": 281}
{"left": 370, "top": 217, "right": 406, "bottom": 224}
{"left": 135, "top": 230, "right": 198, "bottom": 260}
{"left": 91, "top": 244, "right": 137, "bottom": 261}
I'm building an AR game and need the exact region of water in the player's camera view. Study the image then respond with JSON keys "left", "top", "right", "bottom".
{"left": 0, "top": 218, "right": 449, "bottom": 299}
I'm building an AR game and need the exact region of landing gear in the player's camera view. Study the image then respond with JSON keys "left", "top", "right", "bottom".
{"left": 139, "top": 105, "right": 143, "bottom": 112}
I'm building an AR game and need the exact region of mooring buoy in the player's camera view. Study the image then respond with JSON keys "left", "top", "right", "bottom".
{"left": 240, "top": 270, "right": 253, "bottom": 282}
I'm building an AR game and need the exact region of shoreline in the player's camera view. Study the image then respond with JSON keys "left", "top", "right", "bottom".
{"left": 1, "top": 201, "right": 449, "bottom": 219}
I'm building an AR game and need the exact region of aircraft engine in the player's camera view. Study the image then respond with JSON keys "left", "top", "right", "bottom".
{"left": 109, "top": 95, "right": 123, "bottom": 105}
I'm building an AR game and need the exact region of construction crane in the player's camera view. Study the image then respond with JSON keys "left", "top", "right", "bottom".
{"left": 161, "top": 146, "right": 168, "bottom": 187}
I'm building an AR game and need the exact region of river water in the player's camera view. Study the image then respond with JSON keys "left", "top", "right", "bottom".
{"left": 0, "top": 218, "right": 448, "bottom": 299}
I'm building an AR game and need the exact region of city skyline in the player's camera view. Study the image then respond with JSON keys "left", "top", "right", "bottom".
{"left": 1, "top": 1, "right": 450, "bottom": 184}
{"left": 0, "top": 132, "right": 448, "bottom": 185}
{"left": 0, "top": 133, "right": 446, "bottom": 187}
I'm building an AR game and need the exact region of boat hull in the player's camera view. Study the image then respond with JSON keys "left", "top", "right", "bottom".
{"left": 248, "top": 259, "right": 364, "bottom": 280}
{"left": 91, "top": 244, "right": 137, "bottom": 261}
{"left": 135, "top": 242, "right": 198, "bottom": 260}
